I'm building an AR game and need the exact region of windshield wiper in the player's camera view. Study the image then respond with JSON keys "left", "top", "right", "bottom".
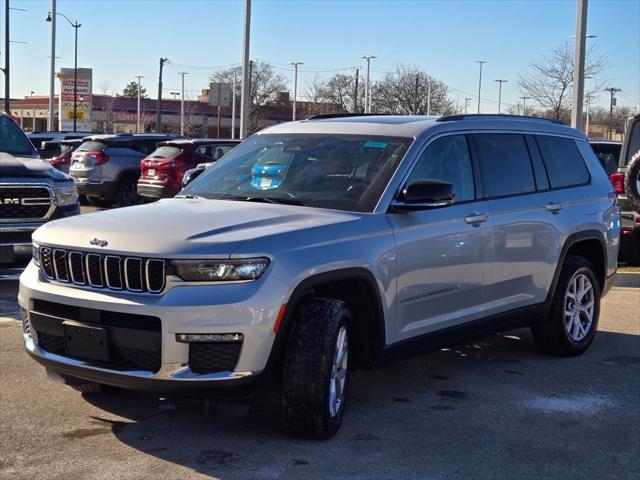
{"left": 244, "top": 196, "right": 303, "bottom": 206}
{"left": 175, "top": 194, "right": 203, "bottom": 199}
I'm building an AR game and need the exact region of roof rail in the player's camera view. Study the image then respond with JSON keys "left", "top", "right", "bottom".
{"left": 436, "top": 114, "right": 565, "bottom": 125}
{"left": 306, "top": 113, "right": 389, "bottom": 120}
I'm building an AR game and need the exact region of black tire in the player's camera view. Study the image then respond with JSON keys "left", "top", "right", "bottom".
{"left": 86, "top": 196, "right": 115, "bottom": 208}
{"left": 116, "top": 177, "right": 141, "bottom": 207}
{"left": 624, "top": 150, "right": 640, "bottom": 214}
{"left": 78, "top": 195, "right": 89, "bottom": 206}
{"left": 531, "top": 255, "right": 601, "bottom": 357}
{"left": 281, "top": 297, "right": 351, "bottom": 440}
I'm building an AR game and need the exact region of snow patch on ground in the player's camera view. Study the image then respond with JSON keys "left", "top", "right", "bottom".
{"left": 522, "top": 394, "right": 614, "bottom": 415}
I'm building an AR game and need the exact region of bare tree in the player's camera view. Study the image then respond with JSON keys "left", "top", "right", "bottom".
{"left": 518, "top": 40, "right": 607, "bottom": 121}
{"left": 211, "top": 61, "right": 288, "bottom": 134}
{"left": 371, "top": 65, "right": 454, "bottom": 115}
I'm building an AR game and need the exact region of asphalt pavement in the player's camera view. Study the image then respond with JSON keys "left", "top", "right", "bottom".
{"left": 1, "top": 276, "right": 638, "bottom": 480}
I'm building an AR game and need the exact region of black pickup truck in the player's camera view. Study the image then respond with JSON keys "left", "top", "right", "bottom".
{"left": 1, "top": 114, "right": 80, "bottom": 272}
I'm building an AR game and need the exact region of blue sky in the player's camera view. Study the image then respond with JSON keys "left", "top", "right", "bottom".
{"left": 6, "top": 0, "right": 640, "bottom": 112}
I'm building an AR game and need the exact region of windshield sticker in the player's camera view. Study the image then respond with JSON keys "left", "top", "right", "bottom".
{"left": 364, "top": 141, "right": 388, "bottom": 149}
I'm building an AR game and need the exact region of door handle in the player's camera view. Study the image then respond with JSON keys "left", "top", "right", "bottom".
{"left": 545, "top": 201, "right": 564, "bottom": 213}
{"left": 464, "top": 213, "right": 488, "bottom": 224}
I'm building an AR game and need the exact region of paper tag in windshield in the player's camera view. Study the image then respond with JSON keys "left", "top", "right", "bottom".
{"left": 364, "top": 141, "right": 388, "bottom": 149}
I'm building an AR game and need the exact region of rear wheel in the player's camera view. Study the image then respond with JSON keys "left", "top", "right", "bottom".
{"left": 532, "top": 255, "right": 601, "bottom": 356}
{"left": 281, "top": 297, "right": 351, "bottom": 439}
{"left": 86, "top": 196, "right": 115, "bottom": 208}
{"left": 116, "top": 177, "right": 141, "bottom": 207}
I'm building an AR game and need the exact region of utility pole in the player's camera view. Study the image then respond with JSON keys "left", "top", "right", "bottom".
{"left": 521, "top": 96, "right": 530, "bottom": 116}
{"left": 48, "top": 0, "right": 56, "bottom": 130}
{"left": 156, "top": 57, "right": 167, "bottom": 132}
{"left": 516, "top": 102, "right": 521, "bottom": 115}
{"left": 362, "top": 55, "right": 376, "bottom": 113}
{"left": 179, "top": 71, "right": 188, "bottom": 136}
{"left": 353, "top": 67, "right": 359, "bottom": 113}
{"left": 231, "top": 66, "right": 237, "bottom": 138}
{"left": 476, "top": 60, "right": 486, "bottom": 114}
{"left": 4, "top": 0, "right": 9, "bottom": 114}
{"left": 495, "top": 79, "right": 508, "bottom": 114}
{"left": 585, "top": 93, "right": 591, "bottom": 136}
{"left": 135, "top": 75, "right": 143, "bottom": 133}
{"left": 464, "top": 97, "right": 471, "bottom": 114}
{"left": 571, "top": 0, "right": 588, "bottom": 129}
{"left": 606, "top": 87, "right": 621, "bottom": 140}
{"left": 239, "top": 0, "right": 251, "bottom": 139}
{"left": 414, "top": 74, "right": 419, "bottom": 115}
{"left": 427, "top": 83, "right": 432, "bottom": 115}
{"left": 290, "top": 61, "right": 303, "bottom": 121}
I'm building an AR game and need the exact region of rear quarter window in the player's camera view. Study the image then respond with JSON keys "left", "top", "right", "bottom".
{"left": 536, "top": 135, "right": 590, "bottom": 188}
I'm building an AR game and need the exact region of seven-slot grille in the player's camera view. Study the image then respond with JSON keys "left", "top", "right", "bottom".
{"left": 40, "top": 246, "right": 166, "bottom": 293}
{"left": 0, "top": 185, "right": 53, "bottom": 220}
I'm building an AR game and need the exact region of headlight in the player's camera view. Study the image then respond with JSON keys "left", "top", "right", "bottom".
{"left": 32, "top": 244, "right": 40, "bottom": 266}
{"left": 54, "top": 184, "right": 79, "bottom": 206}
{"left": 171, "top": 258, "right": 270, "bottom": 282}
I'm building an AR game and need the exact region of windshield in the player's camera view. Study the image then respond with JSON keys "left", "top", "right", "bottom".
{"left": 181, "top": 134, "right": 412, "bottom": 212}
{"left": 0, "top": 115, "right": 37, "bottom": 157}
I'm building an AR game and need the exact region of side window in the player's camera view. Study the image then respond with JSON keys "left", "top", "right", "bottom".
{"left": 406, "top": 135, "right": 475, "bottom": 202}
{"left": 536, "top": 135, "right": 590, "bottom": 188}
{"left": 195, "top": 146, "right": 212, "bottom": 158}
{"left": 474, "top": 133, "right": 536, "bottom": 197}
{"left": 211, "top": 145, "right": 234, "bottom": 161}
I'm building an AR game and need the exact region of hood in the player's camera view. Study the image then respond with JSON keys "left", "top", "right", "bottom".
{"left": 33, "top": 198, "right": 360, "bottom": 257}
{"left": 0, "top": 153, "right": 67, "bottom": 180}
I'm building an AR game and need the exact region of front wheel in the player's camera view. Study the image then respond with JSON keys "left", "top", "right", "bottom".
{"left": 281, "top": 297, "right": 351, "bottom": 439}
{"left": 532, "top": 255, "right": 601, "bottom": 356}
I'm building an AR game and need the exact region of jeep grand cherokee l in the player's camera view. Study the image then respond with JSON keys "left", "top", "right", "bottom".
{"left": 1, "top": 114, "right": 79, "bottom": 271}
{"left": 19, "top": 114, "right": 619, "bottom": 439}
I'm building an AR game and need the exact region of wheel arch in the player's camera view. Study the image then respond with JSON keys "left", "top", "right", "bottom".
{"left": 547, "top": 230, "right": 608, "bottom": 303}
{"left": 266, "top": 268, "right": 387, "bottom": 377}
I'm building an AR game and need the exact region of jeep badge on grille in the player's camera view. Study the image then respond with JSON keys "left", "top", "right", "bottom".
{"left": 89, "top": 238, "right": 108, "bottom": 248}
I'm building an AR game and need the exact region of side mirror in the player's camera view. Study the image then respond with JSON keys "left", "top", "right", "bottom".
{"left": 393, "top": 179, "right": 454, "bottom": 210}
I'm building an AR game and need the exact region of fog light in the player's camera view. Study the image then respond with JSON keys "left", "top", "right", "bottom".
{"left": 176, "top": 333, "right": 243, "bottom": 343}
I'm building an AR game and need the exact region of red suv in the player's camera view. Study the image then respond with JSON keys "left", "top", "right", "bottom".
{"left": 137, "top": 139, "right": 240, "bottom": 199}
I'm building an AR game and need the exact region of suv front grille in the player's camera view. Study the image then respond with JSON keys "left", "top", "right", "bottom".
{"left": 40, "top": 247, "right": 166, "bottom": 294}
{"left": 0, "top": 185, "right": 53, "bottom": 221}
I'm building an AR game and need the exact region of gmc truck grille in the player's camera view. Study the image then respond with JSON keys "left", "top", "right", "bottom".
{"left": 40, "top": 247, "right": 166, "bottom": 294}
{"left": 0, "top": 185, "right": 53, "bottom": 220}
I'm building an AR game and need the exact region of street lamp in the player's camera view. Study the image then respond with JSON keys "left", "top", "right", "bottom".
{"left": 362, "top": 55, "right": 377, "bottom": 113}
{"left": 290, "top": 61, "right": 303, "bottom": 121}
{"left": 134, "top": 75, "right": 144, "bottom": 133}
{"left": 476, "top": 60, "right": 487, "bottom": 114}
{"left": 495, "top": 79, "right": 508, "bottom": 114}
{"left": 170, "top": 92, "right": 180, "bottom": 100}
{"left": 46, "top": 10, "right": 81, "bottom": 132}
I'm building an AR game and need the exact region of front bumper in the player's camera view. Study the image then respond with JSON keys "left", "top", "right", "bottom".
{"left": 19, "top": 262, "right": 291, "bottom": 394}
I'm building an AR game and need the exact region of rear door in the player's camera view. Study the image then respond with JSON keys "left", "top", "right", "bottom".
{"left": 388, "top": 133, "right": 494, "bottom": 341}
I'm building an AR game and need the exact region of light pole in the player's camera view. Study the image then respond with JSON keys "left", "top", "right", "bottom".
{"left": 521, "top": 96, "right": 530, "bottom": 116}
{"left": 134, "top": 75, "right": 144, "bottom": 133}
{"left": 495, "top": 79, "right": 508, "bottom": 114}
{"left": 362, "top": 55, "right": 376, "bottom": 113}
{"left": 239, "top": 0, "right": 251, "bottom": 139}
{"left": 570, "top": 0, "right": 589, "bottom": 129}
{"left": 231, "top": 66, "right": 238, "bottom": 139}
{"left": 585, "top": 93, "right": 591, "bottom": 136}
{"left": 179, "top": 72, "right": 188, "bottom": 136}
{"left": 464, "top": 97, "right": 471, "bottom": 114}
{"left": 46, "top": 9, "right": 81, "bottom": 131}
{"left": 47, "top": 0, "right": 56, "bottom": 130}
{"left": 476, "top": 60, "right": 486, "bottom": 114}
{"left": 290, "top": 61, "right": 303, "bottom": 121}
{"left": 170, "top": 92, "right": 179, "bottom": 100}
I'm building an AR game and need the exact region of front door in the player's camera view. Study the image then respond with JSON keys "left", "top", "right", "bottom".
{"left": 387, "top": 134, "right": 494, "bottom": 342}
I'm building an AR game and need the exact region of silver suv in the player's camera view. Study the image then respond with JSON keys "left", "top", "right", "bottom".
{"left": 69, "top": 133, "right": 182, "bottom": 207}
{"left": 19, "top": 114, "right": 620, "bottom": 439}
